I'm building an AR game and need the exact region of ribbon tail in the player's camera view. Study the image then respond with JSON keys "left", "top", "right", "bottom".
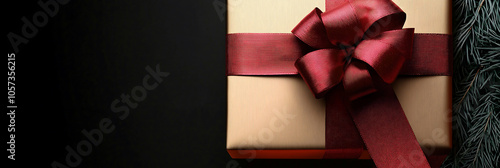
{"left": 324, "top": 85, "right": 364, "bottom": 158}
{"left": 349, "top": 82, "right": 430, "bottom": 168}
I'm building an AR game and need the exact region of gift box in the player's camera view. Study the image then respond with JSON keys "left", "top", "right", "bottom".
{"left": 226, "top": 0, "right": 452, "bottom": 167}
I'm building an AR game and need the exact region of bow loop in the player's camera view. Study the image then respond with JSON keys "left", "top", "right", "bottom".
{"left": 343, "top": 61, "right": 376, "bottom": 100}
{"left": 322, "top": 0, "right": 406, "bottom": 46}
{"left": 292, "top": 8, "right": 333, "bottom": 49}
{"left": 321, "top": 1, "right": 364, "bottom": 46}
{"left": 353, "top": 28, "right": 414, "bottom": 84}
{"left": 295, "top": 49, "right": 347, "bottom": 98}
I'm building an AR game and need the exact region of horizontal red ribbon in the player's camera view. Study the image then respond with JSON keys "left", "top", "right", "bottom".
{"left": 227, "top": 33, "right": 451, "bottom": 76}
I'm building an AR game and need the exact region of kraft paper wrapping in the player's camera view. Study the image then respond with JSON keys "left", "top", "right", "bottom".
{"left": 227, "top": 0, "right": 452, "bottom": 155}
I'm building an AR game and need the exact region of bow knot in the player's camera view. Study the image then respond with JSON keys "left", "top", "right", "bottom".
{"left": 292, "top": 0, "right": 414, "bottom": 100}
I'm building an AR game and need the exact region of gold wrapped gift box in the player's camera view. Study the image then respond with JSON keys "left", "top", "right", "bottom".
{"left": 227, "top": 0, "right": 452, "bottom": 159}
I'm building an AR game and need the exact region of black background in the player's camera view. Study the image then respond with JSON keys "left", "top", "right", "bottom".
{"left": 5, "top": 0, "right": 374, "bottom": 167}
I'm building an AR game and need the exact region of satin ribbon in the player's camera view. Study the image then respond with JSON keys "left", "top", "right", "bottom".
{"left": 227, "top": 0, "right": 451, "bottom": 167}
{"left": 292, "top": 7, "right": 414, "bottom": 100}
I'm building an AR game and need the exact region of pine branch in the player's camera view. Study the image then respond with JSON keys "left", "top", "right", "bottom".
{"left": 442, "top": 0, "right": 500, "bottom": 167}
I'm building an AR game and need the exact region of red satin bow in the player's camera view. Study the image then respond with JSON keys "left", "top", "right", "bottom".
{"left": 293, "top": 1, "right": 414, "bottom": 100}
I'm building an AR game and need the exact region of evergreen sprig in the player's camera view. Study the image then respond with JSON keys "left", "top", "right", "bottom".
{"left": 442, "top": 0, "right": 500, "bottom": 167}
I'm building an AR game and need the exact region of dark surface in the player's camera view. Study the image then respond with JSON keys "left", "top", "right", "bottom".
{"left": 5, "top": 0, "right": 374, "bottom": 167}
